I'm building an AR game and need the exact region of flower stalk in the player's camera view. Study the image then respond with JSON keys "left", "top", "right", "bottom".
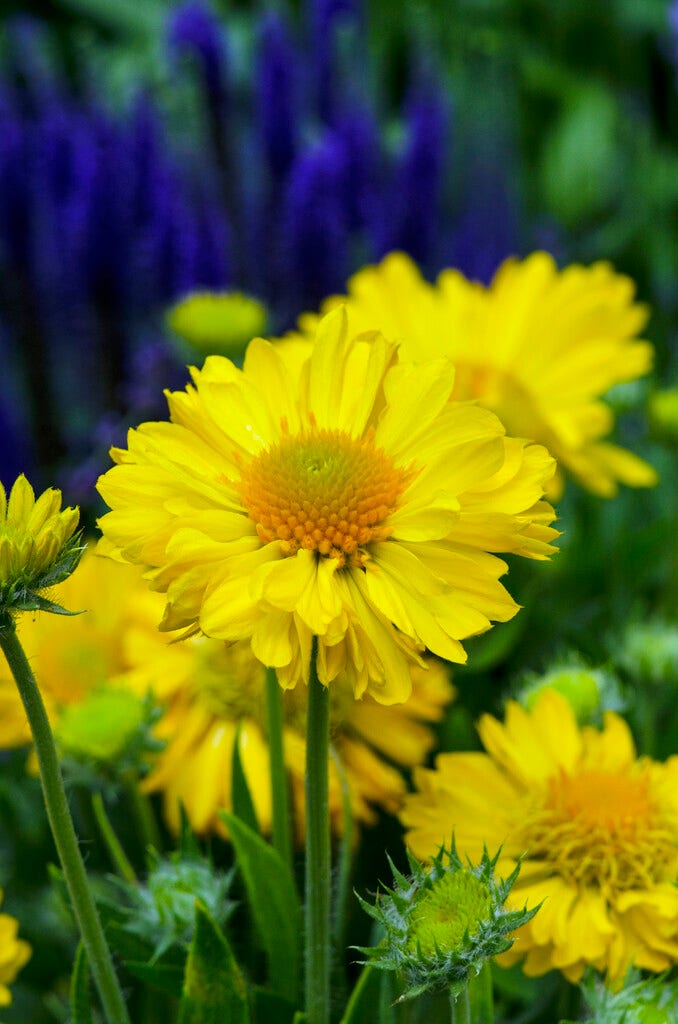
{"left": 0, "top": 617, "right": 131, "bottom": 1024}
{"left": 305, "top": 637, "right": 331, "bottom": 1024}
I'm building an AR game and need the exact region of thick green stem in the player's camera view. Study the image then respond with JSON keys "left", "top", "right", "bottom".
{"left": 330, "top": 743, "right": 353, "bottom": 949}
{"left": 265, "top": 666, "right": 293, "bottom": 871}
{"left": 468, "top": 963, "right": 494, "bottom": 1024}
{"left": 305, "top": 638, "right": 331, "bottom": 1024}
{"left": 450, "top": 982, "right": 471, "bottom": 1024}
{"left": 0, "top": 619, "right": 131, "bottom": 1024}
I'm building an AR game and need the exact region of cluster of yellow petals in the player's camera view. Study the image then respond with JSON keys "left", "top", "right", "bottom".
{"left": 97, "top": 307, "right": 559, "bottom": 702}
{"left": 289, "top": 251, "right": 657, "bottom": 499}
{"left": 401, "top": 690, "right": 678, "bottom": 984}
{"left": 0, "top": 475, "right": 79, "bottom": 589}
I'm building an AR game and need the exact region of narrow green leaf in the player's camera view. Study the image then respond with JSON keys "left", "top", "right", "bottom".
{"left": 339, "top": 965, "right": 381, "bottom": 1024}
{"left": 220, "top": 811, "right": 301, "bottom": 1003}
{"left": 178, "top": 901, "right": 250, "bottom": 1024}
{"left": 231, "top": 723, "right": 260, "bottom": 835}
{"left": 70, "top": 943, "right": 94, "bottom": 1024}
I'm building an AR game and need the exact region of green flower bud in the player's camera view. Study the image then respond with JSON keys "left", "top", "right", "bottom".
{"left": 167, "top": 291, "right": 267, "bottom": 358}
{"left": 56, "top": 689, "right": 147, "bottom": 762}
{"left": 357, "top": 841, "right": 537, "bottom": 1002}
{"left": 616, "top": 620, "right": 678, "bottom": 687}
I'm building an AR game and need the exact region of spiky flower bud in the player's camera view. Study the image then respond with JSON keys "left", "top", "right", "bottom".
{"left": 357, "top": 841, "right": 538, "bottom": 1002}
{"left": 568, "top": 970, "right": 678, "bottom": 1024}
{"left": 0, "top": 476, "right": 82, "bottom": 622}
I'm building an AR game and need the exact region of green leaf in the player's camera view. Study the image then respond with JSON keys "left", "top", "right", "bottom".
{"left": 178, "top": 901, "right": 250, "bottom": 1024}
{"left": 251, "top": 987, "right": 299, "bottom": 1024}
{"left": 231, "top": 724, "right": 260, "bottom": 835}
{"left": 338, "top": 965, "right": 381, "bottom": 1024}
{"left": 220, "top": 811, "right": 301, "bottom": 1003}
{"left": 70, "top": 943, "right": 93, "bottom": 1024}
{"left": 126, "top": 959, "right": 185, "bottom": 999}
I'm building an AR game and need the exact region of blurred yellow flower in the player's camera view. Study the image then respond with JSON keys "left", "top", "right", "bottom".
{"left": 0, "top": 475, "right": 80, "bottom": 617}
{"left": 0, "top": 892, "right": 31, "bottom": 1006}
{"left": 124, "top": 633, "right": 454, "bottom": 839}
{"left": 401, "top": 691, "right": 678, "bottom": 985}
{"left": 98, "top": 307, "right": 558, "bottom": 703}
{"left": 290, "top": 251, "right": 657, "bottom": 499}
{"left": 0, "top": 548, "right": 164, "bottom": 750}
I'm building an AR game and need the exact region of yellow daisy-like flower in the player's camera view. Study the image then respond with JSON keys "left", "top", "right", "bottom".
{"left": 0, "top": 475, "right": 80, "bottom": 617}
{"left": 0, "top": 891, "right": 31, "bottom": 1006}
{"left": 0, "top": 548, "right": 162, "bottom": 750}
{"left": 291, "top": 251, "right": 658, "bottom": 499}
{"left": 97, "top": 307, "right": 558, "bottom": 703}
{"left": 401, "top": 690, "right": 678, "bottom": 985}
{"left": 123, "top": 631, "right": 454, "bottom": 838}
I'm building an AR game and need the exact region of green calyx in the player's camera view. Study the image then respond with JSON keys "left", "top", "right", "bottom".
{"left": 0, "top": 531, "right": 85, "bottom": 623}
{"left": 571, "top": 971, "right": 678, "bottom": 1024}
{"left": 356, "top": 840, "right": 538, "bottom": 1002}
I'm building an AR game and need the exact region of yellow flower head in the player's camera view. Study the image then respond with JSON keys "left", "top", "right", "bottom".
{"left": 128, "top": 634, "right": 455, "bottom": 840}
{"left": 97, "top": 307, "right": 558, "bottom": 703}
{"left": 401, "top": 690, "right": 678, "bottom": 985}
{"left": 0, "top": 891, "right": 31, "bottom": 1006}
{"left": 0, "top": 475, "right": 81, "bottom": 619}
{"left": 167, "top": 291, "right": 268, "bottom": 358}
{"left": 289, "top": 251, "right": 658, "bottom": 499}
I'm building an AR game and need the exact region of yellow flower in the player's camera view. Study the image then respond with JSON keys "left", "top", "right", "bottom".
{"left": 0, "top": 547, "right": 164, "bottom": 750}
{"left": 97, "top": 307, "right": 558, "bottom": 703}
{"left": 290, "top": 251, "right": 657, "bottom": 499}
{"left": 401, "top": 690, "right": 678, "bottom": 985}
{"left": 0, "top": 891, "right": 31, "bottom": 1006}
{"left": 0, "top": 475, "right": 81, "bottom": 617}
{"left": 167, "top": 291, "right": 267, "bottom": 358}
{"left": 124, "top": 632, "right": 455, "bottom": 839}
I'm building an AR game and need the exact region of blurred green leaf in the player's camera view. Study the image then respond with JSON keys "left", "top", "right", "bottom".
{"left": 220, "top": 811, "right": 301, "bottom": 1003}
{"left": 69, "top": 943, "right": 93, "bottom": 1024}
{"left": 541, "top": 85, "right": 621, "bottom": 225}
{"left": 178, "top": 901, "right": 250, "bottom": 1024}
{"left": 231, "top": 723, "right": 260, "bottom": 835}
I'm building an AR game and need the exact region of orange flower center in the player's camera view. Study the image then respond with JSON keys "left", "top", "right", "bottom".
{"left": 518, "top": 767, "right": 678, "bottom": 892}
{"left": 239, "top": 427, "right": 411, "bottom": 567}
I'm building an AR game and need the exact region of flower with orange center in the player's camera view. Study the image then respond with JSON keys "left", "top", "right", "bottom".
{"left": 286, "top": 251, "right": 658, "bottom": 500}
{"left": 401, "top": 690, "right": 678, "bottom": 985}
{"left": 97, "top": 307, "right": 558, "bottom": 702}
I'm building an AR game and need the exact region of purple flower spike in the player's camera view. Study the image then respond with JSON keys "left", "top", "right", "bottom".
{"left": 168, "top": 1, "right": 227, "bottom": 117}
{"left": 256, "top": 12, "right": 300, "bottom": 183}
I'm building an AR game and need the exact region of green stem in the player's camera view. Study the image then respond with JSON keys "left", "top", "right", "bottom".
{"left": 92, "top": 792, "right": 137, "bottom": 884}
{"left": 450, "top": 982, "right": 471, "bottom": 1024}
{"left": 124, "top": 773, "right": 162, "bottom": 853}
{"left": 0, "top": 618, "right": 131, "bottom": 1024}
{"left": 265, "top": 666, "right": 293, "bottom": 871}
{"left": 305, "top": 638, "right": 331, "bottom": 1024}
{"left": 468, "top": 963, "right": 494, "bottom": 1024}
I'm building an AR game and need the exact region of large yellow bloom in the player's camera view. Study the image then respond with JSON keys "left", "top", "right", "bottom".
{"left": 401, "top": 691, "right": 678, "bottom": 984}
{"left": 122, "top": 632, "right": 454, "bottom": 839}
{"left": 97, "top": 308, "right": 558, "bottom": 703}
{"left": 0, "top": 891, "right": 31, "bottom": 1006}
{"left": 290, "top": 252, "right": 657, "bottom": 499}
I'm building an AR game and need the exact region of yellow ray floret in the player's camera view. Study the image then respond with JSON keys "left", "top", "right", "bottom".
{"left": 97, "top": 307, "right": 558, "bottom": 703}
{"left": 0, "top": 891, "right": 31, "bottom": 1006}
{"left": 288, "top": 251, "right": 657, "bottom": 500}
{"left": 401, "top": 691, "right": 678, "bottom": 985}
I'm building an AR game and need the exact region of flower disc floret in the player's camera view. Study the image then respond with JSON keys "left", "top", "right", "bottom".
{"left": 97, "top": 306, "right": 558, "bottom": 702}
{"left": 239, "top": 427, "right": 412, "bottom": 566}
